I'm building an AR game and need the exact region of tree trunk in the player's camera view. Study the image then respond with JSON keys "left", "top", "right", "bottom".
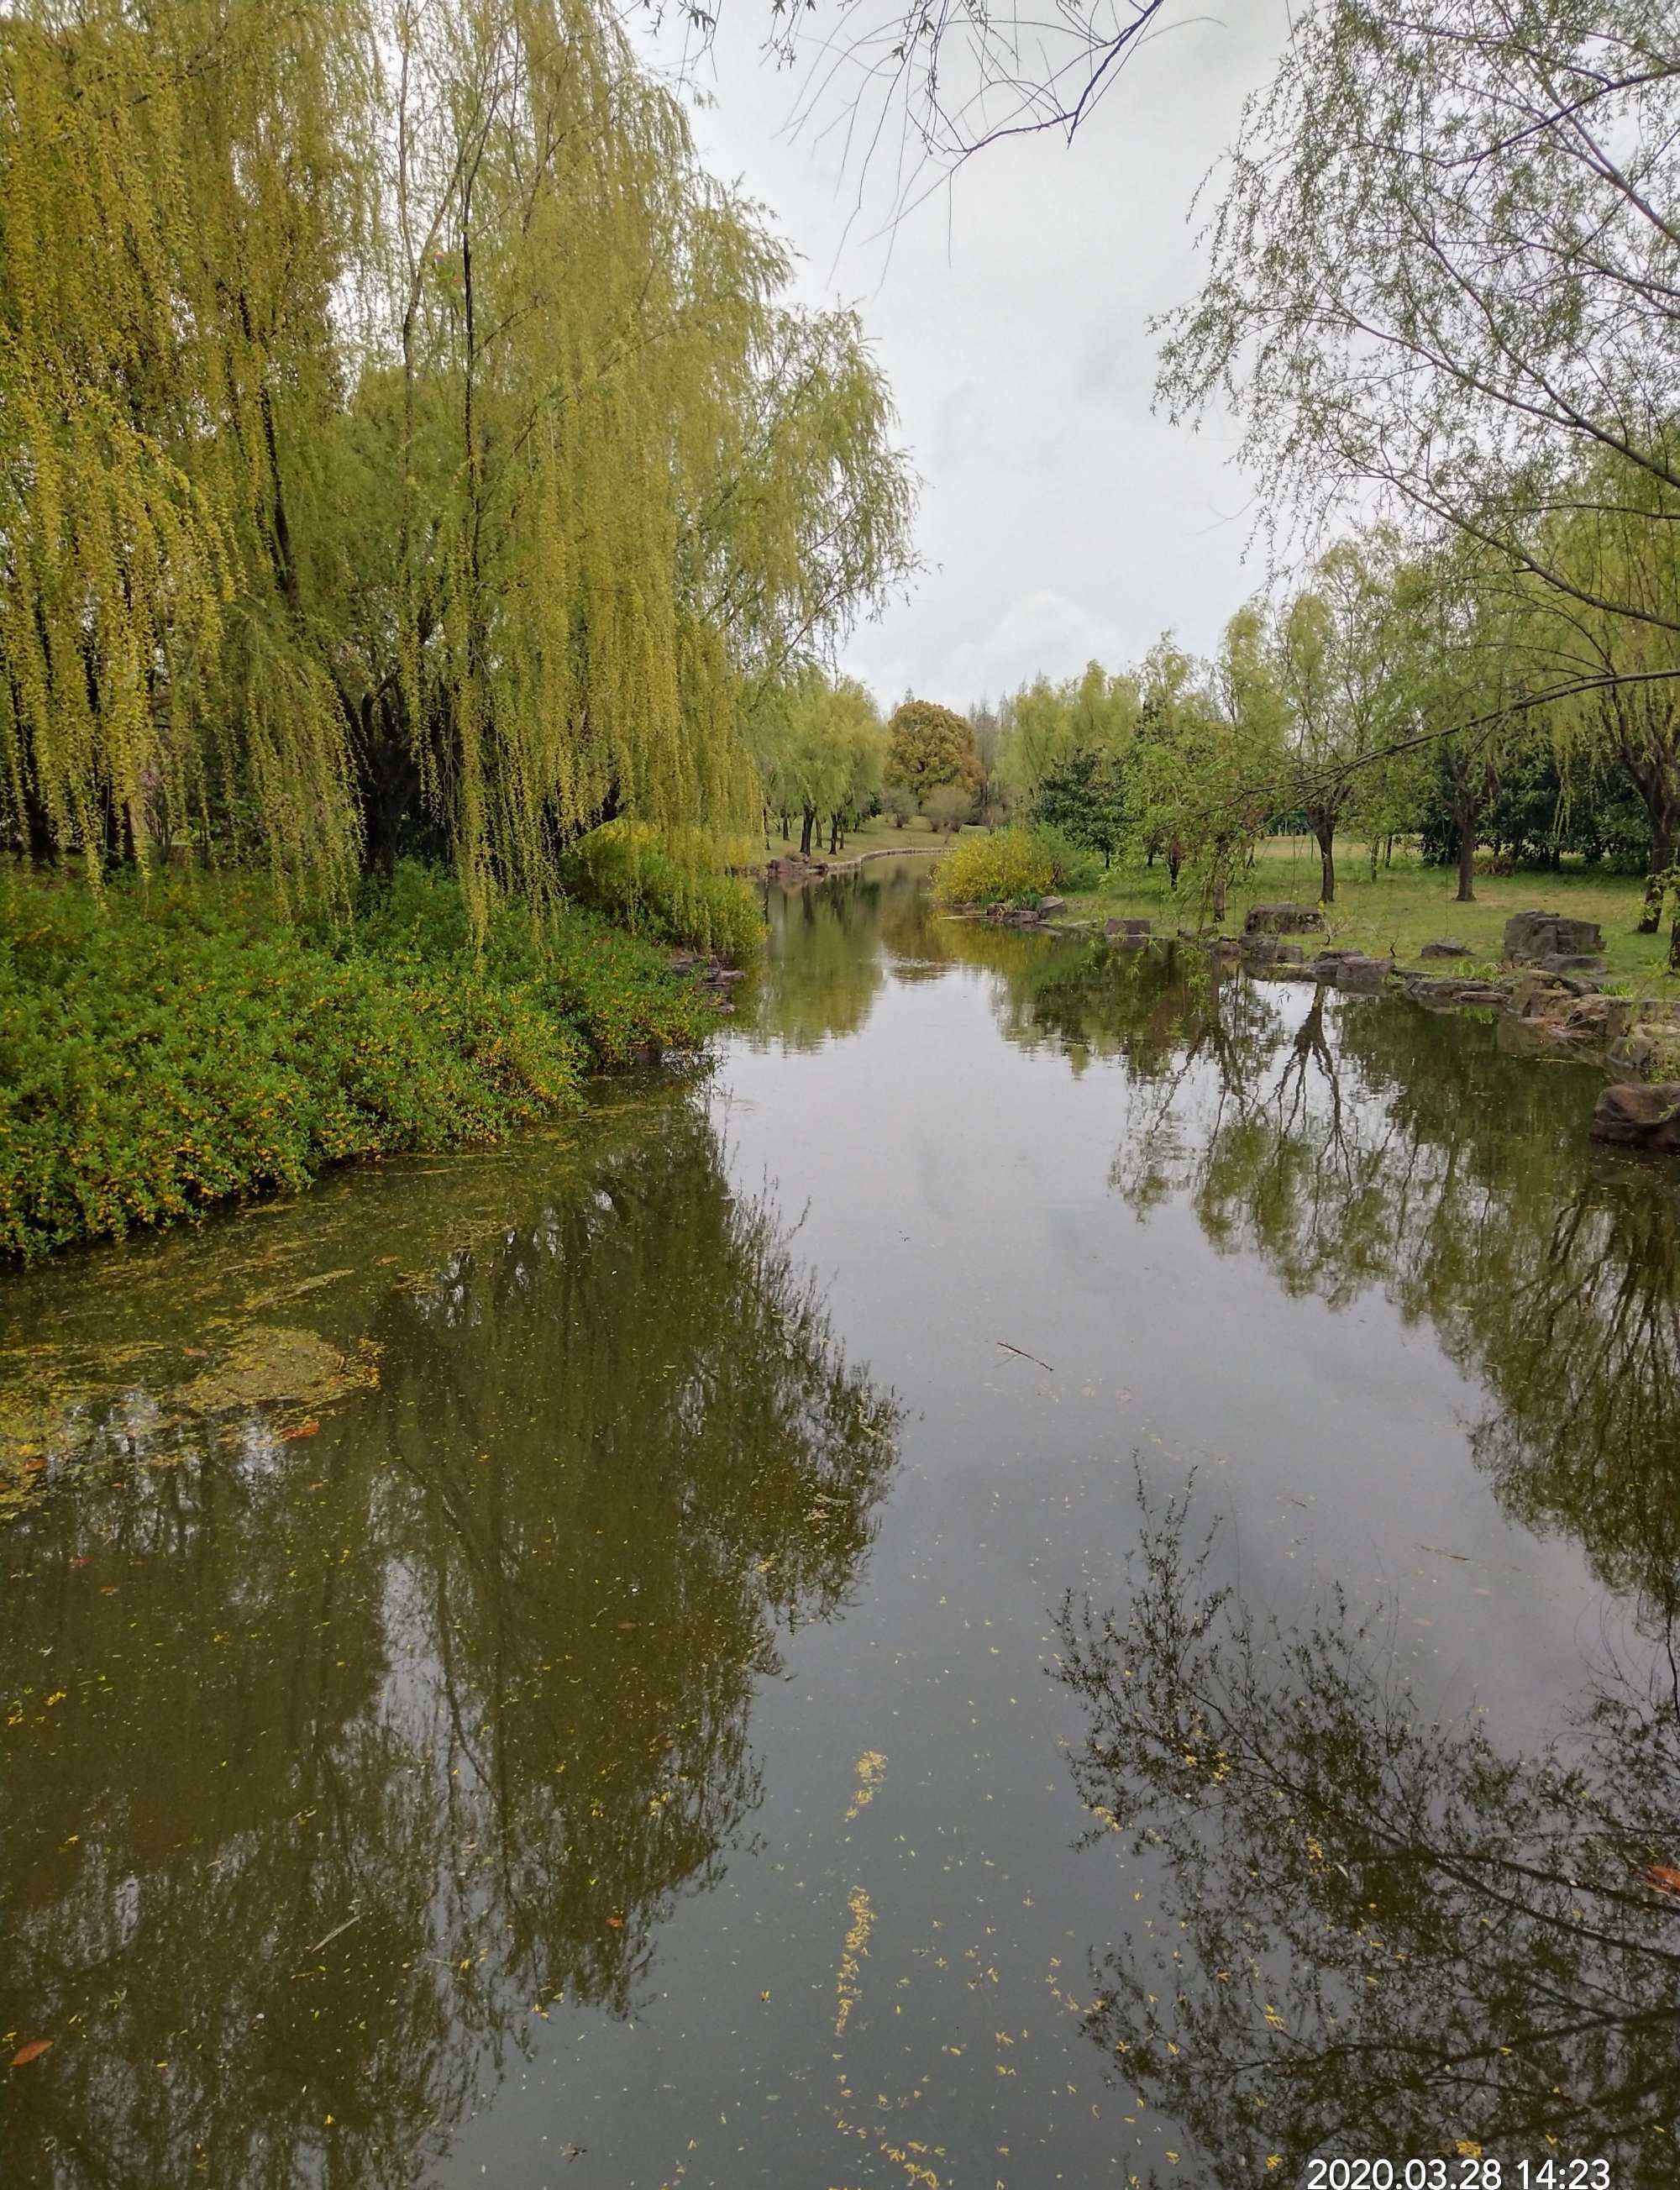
{"left": 1455, "top": 804, "right": 1477, "bottom": 904}
{"left": 1167, "top": 839, "right": 1182, "bottom": 890}
{"left": 1315, "top": 823, "right": 1336, "bottom": 905}
{"left": 829, "top": 813, "right": 840, "bottom": 853}
{"left": 800, "top": 806, "right": 816, "bottom": 857}
{"left": 22, "top": 778, "right": 55, "bottom": 866}
{"left": 1640, "top": 811, "right": 1673, "bottom": 933}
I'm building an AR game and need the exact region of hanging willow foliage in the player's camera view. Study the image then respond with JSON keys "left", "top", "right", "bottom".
{"left": 0, "top": 0, "right": 918, "bottom": 924}
{"left": 1, "top": 0, "right": 371, "bottom": 894}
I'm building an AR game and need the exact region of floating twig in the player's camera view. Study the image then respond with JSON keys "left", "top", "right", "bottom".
{"left": 996, "top": 1339, "right": 1054, "bottom": 1373}
{"left": 306, "top": 1910, "right": 362, "bottom": 1955}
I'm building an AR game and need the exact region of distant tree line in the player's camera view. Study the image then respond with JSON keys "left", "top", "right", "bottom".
{"left": 879, "top": 0, "right": 1680, "bottom": 958}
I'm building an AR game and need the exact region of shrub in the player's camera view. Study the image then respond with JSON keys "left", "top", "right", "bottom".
{"left": 0, "top": 864, "right": 716, "bottom": 1259}
{"left": 1026, "top": 823, "right": 1103, "bottom": 894}
{"left": 344, "top": 862, "right": 716, "bottom": 1067}
{"left": 931, "top": 825, "right": 1097, "bottom": 908}
{"left": 561, "top": 820, "right": 764, "bottom": 963}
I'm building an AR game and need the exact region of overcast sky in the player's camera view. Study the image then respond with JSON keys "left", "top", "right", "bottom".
{"left": 642, "top": 0, "right": 1293, "bottom": 712}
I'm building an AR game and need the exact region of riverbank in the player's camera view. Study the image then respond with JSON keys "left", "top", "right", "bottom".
{"left": 758, "top": 842, "right": 949, "bottom": 884}
{"left": 7, "top": 850, "right": 1677, "bottom": 2187}
{"left": 0, "top": 863, "right": 727, "bottom": 1262}
{"left": 1060, "top": 840, "right": 1677, "bottom": 995}
{"left": 750, "top": 819, "right": 971, "bottom": 874}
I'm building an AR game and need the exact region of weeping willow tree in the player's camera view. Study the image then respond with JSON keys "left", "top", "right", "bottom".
{"left": 0, "top": 0, "right": 918, "bottom": 923}
{"left": 0, "top": 0, "right": 370, "bottom": 893}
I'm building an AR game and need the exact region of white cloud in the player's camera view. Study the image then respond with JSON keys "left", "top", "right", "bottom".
{"left": 939, "top": 589, "right": 1134, "bottom": 706}
{"left": 640, "top": 0, "right": 1294, "bottom": 709}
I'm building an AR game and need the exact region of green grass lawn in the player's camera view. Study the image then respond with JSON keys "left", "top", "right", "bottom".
{"left": 1065, "top": 836, "right": 1678, "bottom": 996}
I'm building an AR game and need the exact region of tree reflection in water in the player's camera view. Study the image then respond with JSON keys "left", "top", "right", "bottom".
{"left": 748, "top": 869, "right": 892, "bottom": 1051}
{"left": 0, "top": 1103, "right": 900, "bottom": 2188}
{"left": 977, "top": 934, "right": 1680, "bottom": 2179}
{"left": 1113, "top": 969, "right": 1680, "bottom": 1615}
{"left": 1055, "top": 1484, "right": 1680, "bottom": 2188}
{"left": 969, "top": 929, "right": 1680, "bottom": 1618}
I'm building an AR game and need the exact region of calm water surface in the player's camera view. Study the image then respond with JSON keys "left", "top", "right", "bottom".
{"left": 4, "top": 859, "right": 1680, "bottom": 2187}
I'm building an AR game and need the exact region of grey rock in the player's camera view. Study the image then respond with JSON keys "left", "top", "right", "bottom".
{"left": 1406, "top": 974, "right": 1509, "bottom": 1007}
{"left": 1506, "top": 971, "right": 1573, "bottom": 1019}
{"left": 1332, "top": 953, "right": 1394, "bottom": 992}
{"left": 1244, "top": 902, "right": 1326, "bottom": 935}
{"left": 1241, "top": 934, "right": 1305, "bottom": 965}
{"left": 1419, "top": 941, "right": 1473, "bottom": 960}
{"left": 1536, "top": 952, "right": 1608, "bottom": 975}
{"left": 1399, "top": 975, "right": 1466, "bottom": 1006}
{"left": 1590, "top": 1082, "right": 1680, "bottom": 1153}
{"left": 1504, "top": 910, "right": 1605, "bottom": 964}
{"left": 1105, "top": 916, "right": 1152, "bottom": 939}
{"left": 1560, "top": 995, "right": 1634, "bottom": 1042}
{"left": 1308, "top": 948, "right": 1376, "bottom": 984}
{"left": 1606, "top": 1002, "right": 1680, "bottom": 1081}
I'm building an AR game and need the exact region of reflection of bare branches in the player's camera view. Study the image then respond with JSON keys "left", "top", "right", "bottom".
{"left": 1053, "top": 1482, "right": 1680, "bottom": 2187}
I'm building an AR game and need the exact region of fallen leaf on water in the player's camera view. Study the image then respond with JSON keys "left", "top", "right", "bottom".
{"left": 11, "top": 2040, "right": 53, "bottom": 2067}
{"left": 281, "top": 1421, "right": 320, "bottom": 1442}
{"left": 606, "top": 1916, "right": 623, "bottom": 1928}
{"left": 1638, "top": 1863, "right": 1680, "bottom": 1896}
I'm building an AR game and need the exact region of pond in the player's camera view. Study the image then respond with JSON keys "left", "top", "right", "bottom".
{"left": 4, "top": 857, "right": 1679, "bottom": 2188}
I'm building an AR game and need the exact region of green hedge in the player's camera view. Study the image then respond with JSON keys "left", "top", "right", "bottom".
{"left": 0, "top": 864, "right": 715, "bottom": 1260}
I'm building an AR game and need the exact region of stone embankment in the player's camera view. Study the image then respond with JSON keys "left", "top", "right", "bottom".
{"left": 761, "top": 844, "right": 945, "bottom": 885}
{"left": 1227, "top": 904, "right": 1680, "bottom": 1156}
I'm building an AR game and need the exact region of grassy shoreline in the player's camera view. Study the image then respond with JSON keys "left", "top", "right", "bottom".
{"left": 1061, "top": 838, "right": 1678, "bottom": 996}
{"left": 0, "top": 863, "right": 727, "bottom": 1263}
